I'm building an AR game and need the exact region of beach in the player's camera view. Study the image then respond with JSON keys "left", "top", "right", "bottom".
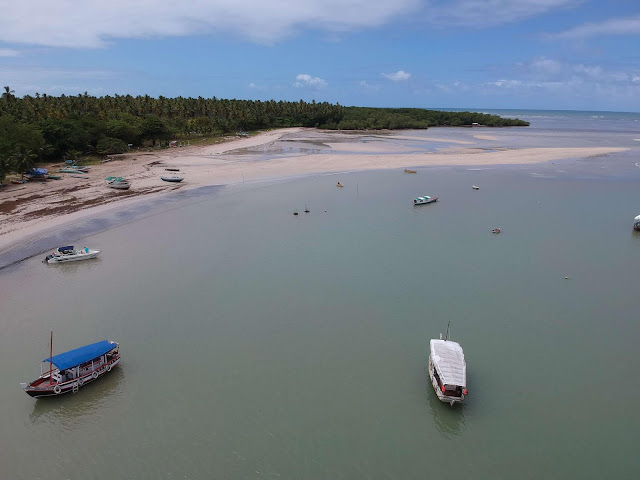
{"left": 0, "top": 127, "right": 628, "bottom": 254}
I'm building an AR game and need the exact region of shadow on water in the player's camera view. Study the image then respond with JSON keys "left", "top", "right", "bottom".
{"left": 425, "top": 381, "right": 466, "bottom": 438}
{"left": 29, "top": 366, "right": 124, "bottom": 426}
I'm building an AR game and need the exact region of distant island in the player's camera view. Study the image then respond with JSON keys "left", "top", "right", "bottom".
{"left": 0, "top": 87, "right": 528, "bottom": 180}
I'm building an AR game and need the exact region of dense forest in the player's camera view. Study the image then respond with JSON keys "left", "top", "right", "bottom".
{"left": 0, "top": 86, "right": 528, "bottom": 182}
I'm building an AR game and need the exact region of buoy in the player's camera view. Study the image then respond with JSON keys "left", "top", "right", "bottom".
{"left": 293, "top": 211, "right": 298, "bottom": 216}
{"left": 565, "top": 276, "right": 569, "bottom": 279}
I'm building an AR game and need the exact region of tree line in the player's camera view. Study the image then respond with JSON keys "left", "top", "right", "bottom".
{"left": 0, "top": 86, "right": 528, "bottom": 182}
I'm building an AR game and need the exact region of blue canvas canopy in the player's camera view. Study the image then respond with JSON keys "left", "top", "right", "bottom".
{"left": 58, "top": 246, "right": 74, "bottom": 252}
{"left": 29, "top": 168, "right": 48, "bottom": 176}
{"left": 44, "top": 340, "right": 116, "bottom": 370}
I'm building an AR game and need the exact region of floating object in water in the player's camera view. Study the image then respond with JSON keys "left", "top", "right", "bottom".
{"left": 293, "top": 210, "right": 299, "bottom": 216}
{"left": 472, "top": 185, "right": 479, "bottom": 190}
{"left": 404, "top": 169, "right": 417, "bottom": 174}
{"left": 634, "top": 214, "right": 640, "bottom": 231}
{"left": 565, "top": 276, "right": 569, "bottom": 279}
{"left": 414, "top": 195, "right": 438, "bottom": 205}
{"left": 336, "top": 182, "right": 343, "bottom": 188}
{"left": 304, "top": 206, "right": 310, "bottom": 213}
{"left": 492, "top": 228, "right": 501, "bottom": 234}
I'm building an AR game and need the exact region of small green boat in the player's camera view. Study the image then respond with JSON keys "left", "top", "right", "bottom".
{"left": 47, "top": 175, "right": 62, "bottom": 180}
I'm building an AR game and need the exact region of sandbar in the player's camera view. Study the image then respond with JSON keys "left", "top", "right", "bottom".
{"left": 0, "top": 127, "right": 628, "bottom": 254}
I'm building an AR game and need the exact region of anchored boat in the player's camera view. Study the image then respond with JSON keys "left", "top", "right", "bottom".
{"left": 428, "top": 324, "right": 467, "bottom": 406}
{"left": 21, "top": 334, "right": 120, "bottom": 398}
{"left": 634, "top": 214, "right": 640, "bottom": 231}
{"left": 414, "top": 195, "right": 438, "bottom": 205}
{"left": 44, "top": 246, "right": 101, "bottom": 263}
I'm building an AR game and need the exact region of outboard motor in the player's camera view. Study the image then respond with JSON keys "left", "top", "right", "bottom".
{"left": 43, "top": 254, "right": 53, "bottom": 263}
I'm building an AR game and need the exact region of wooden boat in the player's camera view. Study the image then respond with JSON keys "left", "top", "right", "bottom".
{"left": 634, "top": 215, "right": 640, "bottom": 231}
{"left": 161, "top": 175, "right": 184, "bottom": 183}
{"left": 414, "top": 195, "right": 438, "bottom": 205}
{"left": 472, "top": 185, "right": 479, "bottom": 190}
{"left": 44, "top": 246, "right": 101, "bottom": 263}
{"left": 165, "top": 168, "right": 180, "bottom": 172}
{"left": 428, "top": 324, "right": 467, "bottom": 406}
{"left": 404, "top": 169, "right": 417, "bottom": 174}
{"left": 492, "top": 228, "right": 501, "bottom": 234}
{"left": 59, "top": 168, "right": 86, "bottom": 174}
{"left": 106, "top": 177, "right": 130, "bottom": 190}
{"left": 21, "top": 333, "right": 120, "bottom": 398}
{"left": 47, "top": 175, "right": 62, "bottom": 180}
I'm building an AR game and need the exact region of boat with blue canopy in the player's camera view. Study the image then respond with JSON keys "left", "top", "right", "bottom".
{"left": 44, "top": 245, "right": 101, "bottom": 263}
{"left": 21, "top": 335, "right": 120, "bottom": 398}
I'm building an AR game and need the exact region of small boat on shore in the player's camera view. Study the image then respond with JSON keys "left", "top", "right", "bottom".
{"left": 428, "top": 324, "right": 467, "bottom": 407}
{"left": 404, "top": 169, "right": 417, "bottom": 174}
{"left": 414, "top": 195, "right": 438, "bottom": 205}
{"left": 634, "top": 215, "right": 640, "bottom": 231}
{"left": 161, "top": 175, "right": 184, "bottom": 183}
{"left": 44, "top": 246, "right": 101, "bottom": 263}
{"left": 106, "top": 177, "right": 130, "bottom": 190}
{"left": 21, "top": 333, "right": 120, "bottom": 398}
{"left": 165, "top": 168, "right": 180, "bottom": 172}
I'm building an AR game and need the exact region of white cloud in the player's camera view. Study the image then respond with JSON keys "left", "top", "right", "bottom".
{"left": 382, "top": 70, "right": 411, "bottom": 81}
{"left": 294, "top": 74, "right": 327, "bottom": 89}
{"left": 0, "top": 48, "right": 20, "bottom": 57}
{"left": 427, "top": 0, "right": 578, "bottom": 28}
{"left": 358, "top": 80, "right": 380, "bottom": 91}
{"left": 547, "top": 16, "right": 640, "bottom": 39}
{"left": 0, "top": 0, "right": 419, "bottom": 48}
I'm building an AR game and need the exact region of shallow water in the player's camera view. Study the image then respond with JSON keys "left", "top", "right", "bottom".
{"left": 1, "top": 119, "right": 640, "bottom": 479}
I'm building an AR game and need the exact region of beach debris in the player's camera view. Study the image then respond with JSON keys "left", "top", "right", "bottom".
{"left": 472, "top": 185, "right": 479, "bottom": 190}
{"left": 492, "top": 228, "right": 501, "bottom": 234}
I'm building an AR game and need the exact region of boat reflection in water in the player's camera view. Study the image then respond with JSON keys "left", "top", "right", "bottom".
{"left": 426, "top": 382, "right": 466, "bottom": 438}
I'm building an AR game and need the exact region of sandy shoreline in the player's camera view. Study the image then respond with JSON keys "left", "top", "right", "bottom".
{"left": 0, "top": 127, "right": 629, "bottom": 253}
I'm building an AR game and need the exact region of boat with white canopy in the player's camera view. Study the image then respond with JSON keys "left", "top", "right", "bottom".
{"left": 428, "top": 325, "right": 467, "bottom": 406}
{"left": 634, "top": 214, "right": 640, "bottom": 231}
{"left": 21, "top": 335, "right": 120, "bottom": 398}
{"left": 414, "top": 195, "right": 438, "bottom": 205}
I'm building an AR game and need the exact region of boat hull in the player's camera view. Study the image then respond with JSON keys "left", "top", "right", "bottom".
{"left": 634, "top": 223, "right": 640, "bottom": 232}
{"left": 414, "top": 196, "right": 438, "bottom": 205}
{"left": 22, "top": 357, "right": 120, "bottom": 398}
{"left": 107, "top": 182, "right": 130, "bottom": 190}
{"left": 161, "top": 177, "right": 184, "bottom": 182}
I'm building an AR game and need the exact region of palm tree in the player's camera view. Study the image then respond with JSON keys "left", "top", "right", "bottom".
{"left": 0, "top": 156, "right": 11, "bottom": 184}
{"left": 10, "top": 146, "right": 37, "bottom": 177}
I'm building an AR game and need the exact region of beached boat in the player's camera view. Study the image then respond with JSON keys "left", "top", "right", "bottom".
{"left": 59, "top": 168, "right": 86, "bottom": 174}
{"left": 21, "top": 334, "right": 120, "bottom": 398}
{"left": 414, "top": 195, "right": 438, "bottom": 205}
{"left": 404, "top": 169, "right": 417, "bottom": 174}
{"left": 634, "top": 215, "right": 640, "bottom": 231}
{"left": 106, "top": 177, "right": 130, "bottom": 190}
{"left": 428, "top": 326, "right": 467, "bottom": 407}
{"left": 165, "top": 168, "right": 180, "bottom": 172}
{"left": 47, "top": 175, "right": 62, "bottom": 180}
{"left": 161, "top": 175, "right": 184, "bottom": 183}
{"left": 44, "top": 246, "right": 101, "bottom": 263}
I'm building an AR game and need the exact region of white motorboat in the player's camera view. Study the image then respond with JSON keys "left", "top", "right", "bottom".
{"left": 414, "top": 195, "right": 438, "bottom": 205}
{"left": 161, "top": 175, "right": 184, "bottom": 183}
{"left": 44, "top": 246, "right": 101, "bottom": 263}
{"left": 428, "top": 325, "right": 467, "bottom": 406}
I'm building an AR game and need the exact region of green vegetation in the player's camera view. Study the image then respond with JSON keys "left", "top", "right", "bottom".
{"left": 0, "top": 86, "right": 528, "bottom": 181}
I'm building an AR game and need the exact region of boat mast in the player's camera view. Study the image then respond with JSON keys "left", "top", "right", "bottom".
{"left": 49, "top": 330, "right": 53, "bottom": 384}
{"left": 445, "top": 321, "right": 451, "bottom": 341}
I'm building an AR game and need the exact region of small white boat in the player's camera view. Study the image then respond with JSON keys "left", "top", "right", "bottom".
{"left": 44, "top": 246, "right": 101, "bottom": 263}
{"left": 161, "top": 175, "right": 184, "bottom": 183}
{"left": 472, "top": 185, "right": 479, "bottom": 190}
{"left": 106, "top": 177, "right": 130, "bottom": 190}
{"left": 428, "top": 325, "right": 467, "bottom": 406}
{"left": 414, "top": 195, "right": 438, "bottom": 205}
{"left": 634, "top": 214, "right": 640, "bottom": 231}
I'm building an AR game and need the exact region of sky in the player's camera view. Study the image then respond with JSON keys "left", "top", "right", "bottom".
{"left": 0, "top": 0, "right": 639, "bottom": 111}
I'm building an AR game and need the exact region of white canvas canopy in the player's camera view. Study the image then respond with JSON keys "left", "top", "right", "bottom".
{"left": 430, "top": 339, "right": 466, "bottom": 387}
{"left": 635, "top": 214, "right": 640, "bottom": 222}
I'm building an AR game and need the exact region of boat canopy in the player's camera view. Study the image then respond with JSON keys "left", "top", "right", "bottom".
{"left": 44, "top": 340, "right": 116, "bottom": 370}
{"left": 635, "top": 215, "right": 640, "bottom": 222}
{"left": 415, "top": 196, "right": 431, "bottom": 201}
{"left": 430, "top": 339, "right": 466, "bottom": 387}
{"left": 58, "top": 246, "right": 74, "bottom": 252}
{"left": 29, "top": 168, "right": 48, "bottom": 176}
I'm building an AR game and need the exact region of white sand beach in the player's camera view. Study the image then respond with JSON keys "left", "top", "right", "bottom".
{"left": 0, "top": 127, "right": 628, "bottom": 253}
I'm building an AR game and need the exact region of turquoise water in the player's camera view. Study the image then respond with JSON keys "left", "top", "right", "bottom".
{"left": 1, "top": 118, "right": 640, "bottom": 479}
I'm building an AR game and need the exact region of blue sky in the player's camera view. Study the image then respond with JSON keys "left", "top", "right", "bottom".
{"left": 1, "top": 0, "right": 639, "bottom": 111}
